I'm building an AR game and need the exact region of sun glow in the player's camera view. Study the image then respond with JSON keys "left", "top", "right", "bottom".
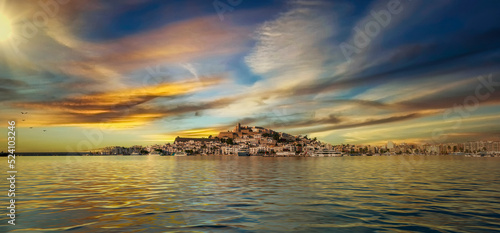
{"left": 0, "top": 14, "right": 12, "bottom": 41}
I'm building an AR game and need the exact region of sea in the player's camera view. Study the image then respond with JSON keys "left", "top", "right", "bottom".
{"left": 0, "top": 155, "right": 499, "bottom": 232}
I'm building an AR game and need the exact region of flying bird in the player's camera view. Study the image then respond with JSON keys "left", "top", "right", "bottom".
{"left": 29, "top": 127, "right": 33, "bottom": 129}
{"left": 21, "top": 112, "right": 28, "bottom": 114}
{"left": 43, "top": 130, "right": 46, "bottom": 132}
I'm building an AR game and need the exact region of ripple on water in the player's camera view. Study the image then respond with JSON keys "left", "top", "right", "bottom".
{"left": 1, "top": 156, "right": 499, "bottom": 232}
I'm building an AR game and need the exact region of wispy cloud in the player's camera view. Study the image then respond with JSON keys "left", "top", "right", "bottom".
{"left": 1, "top": 0, "right": 500, "bottom": 151}
{"left": 245, "top": 0, "right": 335, "bottom": 87}
{"left": 10, "top": 77, "right": 226, "bottom": 127}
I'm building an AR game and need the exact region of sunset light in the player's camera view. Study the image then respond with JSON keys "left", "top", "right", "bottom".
{"left": 0, "top": 14, "right": 11, "bottom": 41}
{"left": 0, "top": 1, "right": 499, "bottom": 232}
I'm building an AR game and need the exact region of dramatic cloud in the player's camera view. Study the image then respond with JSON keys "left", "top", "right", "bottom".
{"left": 1, "top": 0, "right": 500, "bottom": 151}
{"left": 10, "top": 77, "right": 226, "bottom": 127}
{"left": 245, "top": 0, "right": 335, "bottom": 86}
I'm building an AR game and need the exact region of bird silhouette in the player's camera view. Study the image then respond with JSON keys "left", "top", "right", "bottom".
{"left": 29, "top": 127, "right": 33, "bottom": 129}
{"left": 43, "top": 130, "right": 46, "bottom": 132}
{"left": 21, "top": 112, "right": 28, "bottom": 114}
{"left": 22, "top": 119, "right": 25, "bottom": 121}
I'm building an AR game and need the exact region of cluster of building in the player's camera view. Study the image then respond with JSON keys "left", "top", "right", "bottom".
{"left": 94, "top": 123, "right": 327, "bottom": 156}
{"left": 344, "top": 141, "right": 499, "bottom": 156}
{"left": 97, "top": 145, "right": 144, "bottom": 155}
{"left": 92, "top": 123, "right": 500, "bottom": 157}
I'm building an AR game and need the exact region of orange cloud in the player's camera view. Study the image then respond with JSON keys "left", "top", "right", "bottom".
{"left": 49, "top": 14, "right": 249, "bottom": 80}
{"left": 171, "top": 127, "right": 223, "bottom": 138}
{"left": 12, "top": 77, "right": 225, "bottom": 127}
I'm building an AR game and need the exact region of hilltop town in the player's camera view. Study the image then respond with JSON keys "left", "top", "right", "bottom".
{"left": 94, "top": 123, "right": 500, "bottom": 157}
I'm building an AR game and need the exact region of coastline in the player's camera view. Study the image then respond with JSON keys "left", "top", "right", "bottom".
{"left": 4, "top": 153, "right": 499, "bottom": 157}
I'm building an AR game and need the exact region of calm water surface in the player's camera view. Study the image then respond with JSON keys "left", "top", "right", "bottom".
{"left": 1, "top": 156, "right": 499, "bottom": 232}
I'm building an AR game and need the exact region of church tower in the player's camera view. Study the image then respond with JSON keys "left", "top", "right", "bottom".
{"left": 234, "top": 123, "right": 241, "bottom": 132}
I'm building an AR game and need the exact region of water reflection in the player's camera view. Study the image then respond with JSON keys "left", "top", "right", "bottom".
{"left": 0, "top": 156, "right": 499, "bottom": 232}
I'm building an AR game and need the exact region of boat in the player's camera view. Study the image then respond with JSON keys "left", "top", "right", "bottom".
{"left": 312, "top": 150, "right": 342, "bottom": 157}
{"left": 173, "top": 152, "right": 187, "bottom": 157}
{"left": 237, "top": 148, "right": 250, "bottom": 156}
{"left": 276, "top": 151, "right": 295, "bottom": 156}
{"left": 148, "top": 151, "right": 163, "bottom": 156}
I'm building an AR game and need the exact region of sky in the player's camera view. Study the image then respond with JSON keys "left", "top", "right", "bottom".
{"left": 1, "top": 0, "right": 500, "bottom": 152}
